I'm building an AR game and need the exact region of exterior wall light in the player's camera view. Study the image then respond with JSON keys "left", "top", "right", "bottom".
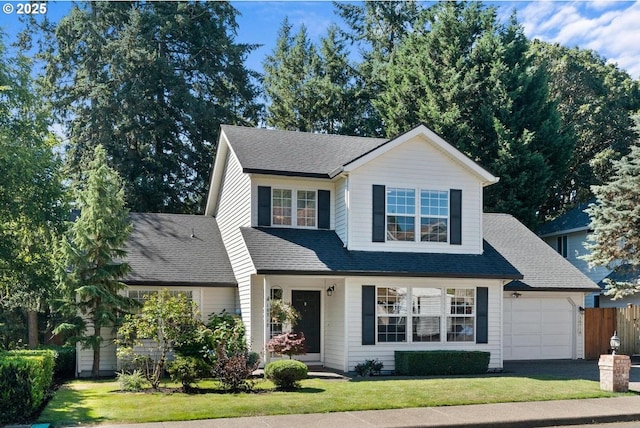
{"left": 610, "top": 331, "right": 621, "bottom": 355}
{"left": 326, "top": 285, "right": 335, "bottom": 296}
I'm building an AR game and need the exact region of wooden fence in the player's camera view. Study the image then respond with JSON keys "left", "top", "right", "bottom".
{"left": 584, "top": 306, "right": 640, "bottom": 359}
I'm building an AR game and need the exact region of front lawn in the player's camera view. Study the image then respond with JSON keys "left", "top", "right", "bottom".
{"left": 38, "top": 375, "right": 631, "bottom": 427}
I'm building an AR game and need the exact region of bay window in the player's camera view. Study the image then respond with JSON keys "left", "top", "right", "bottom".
{"left": 377, "top": 287, "right": 407, "bottom": 342}
{"left": 446, "top": 288, "right": 475, "bottom": 342}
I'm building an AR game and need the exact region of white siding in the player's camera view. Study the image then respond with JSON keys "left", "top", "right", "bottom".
{"left": 335, "top": 177, "right": 347, "bottom": 244}
{"left": 76, "top": 327, "right": 117, "bottom": 377}
{"left": 251, "top": 176, "right": 335, "bottom": 230}
{"left": 200, "top": 287, "right": 239, "bottom": 319}
{"left": 344, "top": 277, "right": 504, "bottom": 373}
{"left": 503, "top": 291, "right": 585, "bottom": 360}
{"left": 324, "top": 279, "right": 346, "bottom": 371}
{"left": 346, "top": 136, "right": 484, "bottom": 254}
{"left": 215, "top": 148, "right": 256, "bottom": 343}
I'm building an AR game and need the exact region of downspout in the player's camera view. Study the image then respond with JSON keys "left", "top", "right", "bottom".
{"left": 567, "top": 297, "right": 578, "bottom": 359}
{"left": 263, "top": 276, "right": 269, "bottom": 367}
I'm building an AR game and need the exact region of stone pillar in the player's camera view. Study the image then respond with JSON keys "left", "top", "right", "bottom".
{"left": 598, "top": 354, "right": 631, "bottom": 392}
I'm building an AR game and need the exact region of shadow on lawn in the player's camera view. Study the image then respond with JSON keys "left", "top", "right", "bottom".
{"left": 37, "top": 383, "right": 107, "bottom": 426}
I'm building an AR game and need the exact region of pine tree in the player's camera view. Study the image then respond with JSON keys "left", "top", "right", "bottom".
{"left": 58, "top": 145, "right": 136, "bottom": 378}
{"left": 35, "top": 2, "right": 260, "bottom": 214}
{"left": 376, "top": 2, "right": 570, "bottom": 227}
{"left": 584, "top": 142, "right": 640, "bottom": 300}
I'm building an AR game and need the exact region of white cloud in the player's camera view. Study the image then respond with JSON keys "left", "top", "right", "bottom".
{"left": 514, "top": 0, "right": 640, "bottom": 78}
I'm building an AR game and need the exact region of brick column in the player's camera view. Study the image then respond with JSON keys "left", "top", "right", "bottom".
{"left": 598, "top": 354, "right": 631, "bottom": 392}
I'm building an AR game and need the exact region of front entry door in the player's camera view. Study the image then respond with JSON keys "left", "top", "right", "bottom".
{"left": 292, "top": 290, "right": 321, "bottom": 354}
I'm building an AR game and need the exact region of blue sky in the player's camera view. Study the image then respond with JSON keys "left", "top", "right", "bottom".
{"left": 1, "top": 1, "right": 639, "bottom": 78}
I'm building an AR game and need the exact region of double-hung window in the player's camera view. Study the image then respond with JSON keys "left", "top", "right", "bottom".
{"left": 420, "top": 190, "right": 448, "bottom": 242}
{"left": 386, "top": 187, "right": 449, "bottom": 242}
{"left": 386, "top": 188, "right": 415, "bottom": 241}
{"left": 272, "top": 189, "right": 316, "bottom": 227}
{"left": 412, "top": 288, "right": 442, "bottom": 342}
{"left": 446, "top": 288, "right": 475, "bottom": 342}
{"left": 376, "top": 287, "right": 407, "bottom": 342}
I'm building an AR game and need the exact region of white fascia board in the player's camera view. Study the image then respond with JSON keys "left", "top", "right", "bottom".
{"left": 204, "top": 130, "right": 230, "bottom": 216}
{"left": 343, "top": 124, "right": 499, "bottom": 186}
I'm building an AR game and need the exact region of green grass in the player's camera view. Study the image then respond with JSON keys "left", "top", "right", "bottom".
{"left": 38, "top": 376, "right": 632, "bottom": 427}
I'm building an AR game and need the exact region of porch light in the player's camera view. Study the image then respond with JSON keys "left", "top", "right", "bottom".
{"left": 610, "top": 331, "right": 621, "bottom": 355}
{"left": 326, "top": 285, "right": 335, "bottom": 296}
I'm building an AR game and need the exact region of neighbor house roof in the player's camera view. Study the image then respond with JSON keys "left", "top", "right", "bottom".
{"left": 221, "top": 124, "right": 387, "bottom": 178}
{"left": 537, "top": 200, "right": 593, "bottom": 237}
{"left": 484, "top": 213, "right": 599, "bottom": 292}
{"left": 240, "top": 227, "right": 522, "bottom": 279}
{"left": 124, "top": 213, "right": 236, "bottom": 287}
{"left": 598, "top": 265, "right": 640, "bottom": 290}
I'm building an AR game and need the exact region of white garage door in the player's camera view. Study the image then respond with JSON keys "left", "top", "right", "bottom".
{"left": 503, "top": 297, "right": 574, "bottom": 360}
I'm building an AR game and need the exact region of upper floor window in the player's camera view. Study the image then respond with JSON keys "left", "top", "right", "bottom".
{"left": 272, "top": 189, "right": 292, "bottom": 225}
{"left": 556, "top": 235, "right": 568, "bottom": 258}
{"left": 296, "top": 190, "right": 316, "bottom": 227}
{"left": 386, "top": 187, "right": 448, "bottom": 243}
{"left": 420, "top": 190, "right": 448, "bottom": 242}
{"left": 272, "top": 188, "right": 317, "bottom": 228}
{"left": 387, "top": 188, "right": 415, "bottom": 241}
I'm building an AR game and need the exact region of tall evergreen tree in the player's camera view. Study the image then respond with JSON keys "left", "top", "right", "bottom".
{"left": 35, "top": 2, "right": 260, "bottom": 213}
{"left": 584, "top": 141, "right": 640, "bottom": 300}
{"left": 335, "top": 1, "right": 425, "bottom": 136}
{"left": 0, "top": 37, "right": 66, "bottom": 348}
{"left": 532, "top": 42, "right": 640, "bottom": 219}
{"left": 58, "top": 145, "right": 136, "bottom": 378}
{"left": 263, "top": 18, "right": 320, "bottom": 132}
{"left": 376, "top": 2, "right": 569, "bottom": 227}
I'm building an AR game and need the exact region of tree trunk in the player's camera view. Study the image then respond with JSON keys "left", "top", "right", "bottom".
{"left": 27, "top": 310, "right": 39, "bottom": 349}
{"left": 92, "top": 323, "right": 101, "bottom": 378}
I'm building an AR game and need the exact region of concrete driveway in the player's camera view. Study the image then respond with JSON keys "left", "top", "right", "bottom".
{"left": 502, "top": 359, "right": 640, "bottom": 385}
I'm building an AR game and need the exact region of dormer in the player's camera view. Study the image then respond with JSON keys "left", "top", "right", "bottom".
{"left": 205, "top": 124, "right": 498, "bottom": 256}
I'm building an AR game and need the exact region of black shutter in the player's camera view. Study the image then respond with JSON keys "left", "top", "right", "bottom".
{"left": 476, "top": 287, "right": 488, "bottom": 344}
{"left": 372, "top": 185, "right": 386, "bottom": 242}
{"left": 450, "top": 189, "right": 462, "bottom": 245}
{"left": 257, "top": 186, "right": 271, "bottom": 227}
{"left": 318, "top": 190, "right": 330, "bottom": 229}
{"left": 362, "top": 285, "right": 376, "bottom": 345}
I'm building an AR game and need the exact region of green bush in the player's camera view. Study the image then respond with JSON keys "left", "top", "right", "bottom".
{"left": 167, "top": 355, "right": 210, "bottom": 390}
{"left": 0, "top": 349, "right": 56, "bottom": 424}
{"left": 116, "top": 370, "right": 149, "bottom": 392}
{"left": 39, "top": 345, "right": 76, "bottom": 379}
{"left": 394, "top": 350, "right": 490, "bottom": 376}
{"left": 264, "top": 359, "right": 308, "bottom": 390}
{"left": 354, "top": 358, "right": 384, "bottom": 376}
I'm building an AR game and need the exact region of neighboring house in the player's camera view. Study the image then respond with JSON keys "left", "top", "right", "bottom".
{"left": 538, "top": 202, "right": 639, "bottom": 308}
{"left": 76, "top": 124, "right": 598, "bottom": 376}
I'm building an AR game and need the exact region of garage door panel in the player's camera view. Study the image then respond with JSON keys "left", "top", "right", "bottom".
{"left": 504, "top": 297, "right": 574, "bottom": 360}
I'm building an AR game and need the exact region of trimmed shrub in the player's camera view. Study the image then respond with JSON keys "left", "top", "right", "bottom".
{"left": 0, "top": 349, "right": 56, "bottom": 424}
{"left": 264, "top": 359, "right": 308, "bottom": 390}
{"left": 211, "top": 344, "right": 260, "bottom": 392}
{"left": 39, "top": 345, "right": 76, "bottom": 379}
{"left": 394, "top": 350, "right": 490, "bottom": 376}
{"left": 354, "top": 358, "right": 384, "bottom": 376}
{"left": 168, "top": 355, "right": 210, "bottom": 390}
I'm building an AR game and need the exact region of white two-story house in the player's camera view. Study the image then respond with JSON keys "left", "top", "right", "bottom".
{"left": 76, "top": 124, "right": 598, "bottom": 376}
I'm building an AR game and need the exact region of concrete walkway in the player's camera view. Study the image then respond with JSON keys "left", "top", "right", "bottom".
{"left": 58, "top": 361, "right": 640, "bottom": 427}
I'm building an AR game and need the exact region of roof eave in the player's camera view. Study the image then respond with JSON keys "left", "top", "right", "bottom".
{"left": 255, "top": 269, "right": 522, "bottom": 280}
{"left": 243, "top": 168, "right": 329, "bottom": 179}
{"left": 123, "top": 279, "right": 238, "bottom": 288}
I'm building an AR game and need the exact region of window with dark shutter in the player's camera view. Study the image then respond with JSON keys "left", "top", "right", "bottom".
{"left": 362, "top": 285, "right": 376, "bottom": 345}
{"left": 372, "top": 185, "right": 386, "bottom": 242}
{"left": 257, "top": 186, "right": 271, "bottom": 226}
{"left": 450, "top": 189, "right": 462, "bottom": 245}
{"left": 318, "top": 190, "right": 330, "bottom": 229}
{"left": 476, "top": 287, "right": 488, "bottom": 344}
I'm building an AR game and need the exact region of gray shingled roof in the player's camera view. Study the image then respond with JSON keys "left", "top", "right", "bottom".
{"left": 598, "top": 265, "right": 640, "bottom": 290}
{"left": 484, "top": 213, "right": 599, "bottom": 291}
{"left": 240, "top": 227, "right": 522, "bottom": 279}
{"left": 537, "top": 200, "right": 593, "bottom": 236}
{"left": 124, "top": 213, "right": 236, "bottom": 287}
{"left": 221, "top": 125, "right": 387, "bottom": 178}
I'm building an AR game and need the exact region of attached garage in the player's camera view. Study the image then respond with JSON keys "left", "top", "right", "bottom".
{"left": 503, "top": 295, "right": 576, "bottom": 360}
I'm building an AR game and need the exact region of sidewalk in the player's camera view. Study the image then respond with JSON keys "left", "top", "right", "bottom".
{"left": 80, "top": 395, "right": 640, "bottom": 428}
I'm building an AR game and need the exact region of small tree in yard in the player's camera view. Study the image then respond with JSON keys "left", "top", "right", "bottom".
{"left": 266, "top": 332, "right": 306, "bottom": 359}
{"left": 57, "top": 144, "right": 137, "bottom": 378}
{"left": 585, "top": 143, "right": 640, "bottom": 299}
{"left": 117, "top": 289, "right": 204, "bottom": 389}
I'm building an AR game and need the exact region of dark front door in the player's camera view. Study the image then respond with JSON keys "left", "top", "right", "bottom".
{"left": 292, "top": 290, "right": 321, "bottom": 354}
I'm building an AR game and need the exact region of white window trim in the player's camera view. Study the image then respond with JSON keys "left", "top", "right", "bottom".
{"left": 272, "top": 187, "right": 318, "bottom": 229}
{"left": 375, "top": 286, "right": 476, "bottom": 344}
{"left": 385, "top": 187, "right": 450, "bottom": 244}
